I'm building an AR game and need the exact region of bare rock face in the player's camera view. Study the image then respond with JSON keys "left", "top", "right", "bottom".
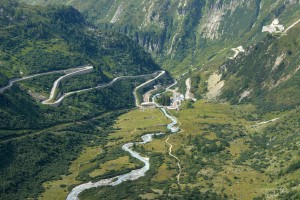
{"left": 201, "top": 0, "right": 246, "bottom": 40}
{"left": 206, "top": 73, "right": 224, "bottom": 100}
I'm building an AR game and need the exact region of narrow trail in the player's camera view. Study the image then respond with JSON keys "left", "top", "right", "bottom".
{"left": 284, "top": 18, "right": 300, "bottom": 33}
{"left": 155, "top": 96, "right": 182, "bottom": 186}
{"left": 165, "top": 135, "right": 182, "bottom": 185}
{"left": 254, "top": 117, "right": 282, "bottom": 127}
{"left": 166, "top": 80, "right": 178, "bottom": 91}
{"left": 152, "top": 80, "right": 183, "bottom": 182}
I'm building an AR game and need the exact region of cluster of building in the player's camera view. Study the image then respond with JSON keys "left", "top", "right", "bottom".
{"left": 141, "top": 84, "right": 185, "bottom": 110}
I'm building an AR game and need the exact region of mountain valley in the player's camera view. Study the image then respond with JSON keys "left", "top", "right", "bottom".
{"left": 0, "top": 0, "right": 299, "bottom": 200}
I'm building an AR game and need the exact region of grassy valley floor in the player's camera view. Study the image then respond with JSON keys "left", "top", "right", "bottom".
{"left": 38, "top": 109, "right": 171, "bottom": 200}
{"left": 77, "top": 100, "right": 299, "bottom": 200}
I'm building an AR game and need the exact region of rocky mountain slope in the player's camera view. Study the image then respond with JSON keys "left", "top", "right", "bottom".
{"left": 21, "top": 0, "right": 300, "bottom": 74}
{"left": 220, "top": 23, "right": 300, "bottom": 111}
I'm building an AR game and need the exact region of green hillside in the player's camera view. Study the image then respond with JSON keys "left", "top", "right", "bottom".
{"left": 0, "top": 0, "right": 159, "bottom": 86}
{"left": 0, "top": 0, "right": 162, "bottom": 129}
{"left": 221, "top": 24, "right": 300, "bottom": 110}
{"left": 0, "top": 1, "right": 164, "bottom": 199}
{"left": 0, "top": 0, "right": 299, "bottom": 200}
{"left": 20, "top": 0, "right": 300, "bottom": 74}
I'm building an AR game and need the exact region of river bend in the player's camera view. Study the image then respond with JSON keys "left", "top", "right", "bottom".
{"left": 66, "top": 106, "right": 178, "bottom": 200}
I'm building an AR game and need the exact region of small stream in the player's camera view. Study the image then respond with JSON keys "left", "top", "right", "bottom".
{"left": 66, "top": 106, "right": 178, "bottom": 200}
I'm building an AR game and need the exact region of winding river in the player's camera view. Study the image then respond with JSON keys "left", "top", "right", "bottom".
{"left": 66, "top": 106, "right": 179, "bottom": 200}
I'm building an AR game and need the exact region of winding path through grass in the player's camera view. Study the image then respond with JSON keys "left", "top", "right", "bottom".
{"left": 284, "top": 18, "right": 300, "bottom": 33}
{"left": 165, "top": 135, "right": 182, "bottom": 185}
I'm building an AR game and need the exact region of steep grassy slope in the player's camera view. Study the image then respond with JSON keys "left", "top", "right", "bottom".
{"left": 20, "top": 0, "right": 300, "bottom": 74}
{"left": 0, "top": 0, "right": 159, "bottom": 87}
{"left": 220, "top": 22, "right": 300, "bottom": 111}
{"left": 0, "top": 0, "right": 162, "bottom": 129}
{"left": 0, "top": 2, "right": 165, "bottom": 199}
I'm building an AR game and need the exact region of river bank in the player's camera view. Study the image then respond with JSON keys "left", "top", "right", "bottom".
{"left": 66, "top": 106, "right": 179, "bottom": 200}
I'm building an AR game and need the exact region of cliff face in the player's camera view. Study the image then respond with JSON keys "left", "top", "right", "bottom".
{"left": 21, "top": 0, "right": 300, "bottom": 73}
{"left": 81, "top": 0, "right": 256, "bottom": 67}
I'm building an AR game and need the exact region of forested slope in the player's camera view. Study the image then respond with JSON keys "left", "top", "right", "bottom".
{"left": 0, "top": 0, "right": 159, "bottom": 87}
{"left": 0, "top": 2, "right": 164, "bottom": 199}
{"left": 0, "top": 0, "right": 162, "bottom": 130}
